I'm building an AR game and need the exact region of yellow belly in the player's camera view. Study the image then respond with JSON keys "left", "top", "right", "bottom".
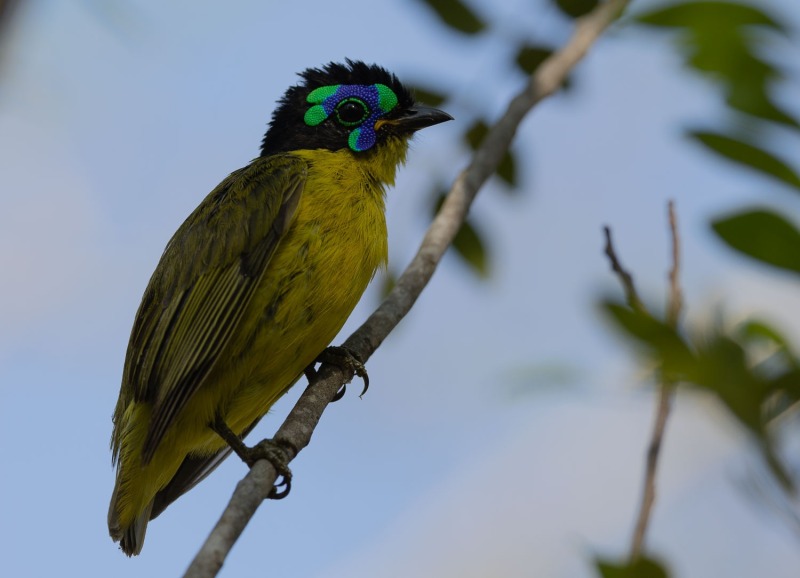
{"left": 217, "top": 152, "right": 391, "bottom": 433}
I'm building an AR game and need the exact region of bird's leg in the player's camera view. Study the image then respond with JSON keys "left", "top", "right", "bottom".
{"left": 210, "top": 416, "right": 294, "bottom": 499}
{"left": 303, "top": 364, "right": 318, "bottom": 383}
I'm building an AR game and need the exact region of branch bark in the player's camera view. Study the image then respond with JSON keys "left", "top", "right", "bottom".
{"left": 184, "top": 1, "right": 631, "bottom": 575}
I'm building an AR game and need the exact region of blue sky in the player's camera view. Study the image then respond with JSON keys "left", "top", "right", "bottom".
{"left": 1, "top": 0, "right": 800, "bottom": 576}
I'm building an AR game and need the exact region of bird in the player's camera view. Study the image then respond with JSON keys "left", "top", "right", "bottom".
{"left": 108, "top": 60, "right": 452, "bottom": 556}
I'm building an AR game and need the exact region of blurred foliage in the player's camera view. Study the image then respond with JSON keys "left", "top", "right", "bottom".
{"left": 433, "top": 192, "right": 490, "bottom": 276}
{"left": 406, "top": 0, "right": 584, "bottom": 278}
{"left": 712, "top": 209, "right": 800, "bottom": 273}
{"left": 452, "top": 218, "right": 490, "bottom": 276}
{"left": 595, "top": 556, "right": 671, "bottom": 578}
{"left": 635, "top": 1, "right": 798, "bottom": 127}
{"left": 411, "top": 0, "right": 800, "bottom": 279}
{"left": 628, "top": 1, "right": 800, "bottom": 498}
{"left": 602, "top": 299, "right": 798, "bottom": 490}
{"left": 515, "top": 44, "right": 554, "bottom": 74}
{"left": 631, "top": 0, "right": 800, "bottom": 292}
{"left": 465, "top": 120, "right": 517, "bottom": 187}
{"left": 555, "top": 0, "right": 600, "bottom": 19}
{"left": 688, "top": 131, "right": 800, "bottom": 191}
{"left": 414, "top": 0, "right": 800, "bottom": 567}
{"left": 624, "top": 0, "right": 800, "bottom": 501}
{"left": 379, "top": 267, "right": 398, "bottom": 299}
{"left": 504, "top": 361, "right": 582, "bottom": 397}
{"left": 407, "top": 84, "right": 449, "bottom": 107}
{"left": 415, "top": 0, "right": 486, "bottom": 34}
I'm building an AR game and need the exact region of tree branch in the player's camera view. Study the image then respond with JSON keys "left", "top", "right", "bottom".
{"left": 184, "top": 1, "right": 631, "bottom": 575}
{"left": 627, "top": 200, "right": 682, "bottom": 561}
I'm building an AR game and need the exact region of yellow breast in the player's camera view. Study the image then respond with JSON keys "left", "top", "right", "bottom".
{"left": 212, "top": 143, "right": 407, "bottom": 433}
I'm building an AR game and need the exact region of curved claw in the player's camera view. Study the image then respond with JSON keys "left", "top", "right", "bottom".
{"left": 268, "top": 475, "right": 292, "bottom": 500}
{"left": 358, "top": 370, "right": 369, "bottom": 398}
{"left": 331, "top": 384, "right": 347, "bottom": 402}
{"left": 316, "top": 345, "right": 369, "bottom": 399}
{"left": 210, "top": 418, "right": 297, "bottom": 500}
{"left": 247, "top": 438, "right": 295, "bottom": 500}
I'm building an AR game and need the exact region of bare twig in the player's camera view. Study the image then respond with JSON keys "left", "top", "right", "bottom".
{"left": 627, "top": 200, "right": 682, "bottom": 561}
{"left": 184, "top": 1, "right": 631, "bottom": 576}
{"left": 603, "top": 226, "right": 644, "bottom": 312}
{"left": 665, "top": 200, "right": 682, "bottom": 327}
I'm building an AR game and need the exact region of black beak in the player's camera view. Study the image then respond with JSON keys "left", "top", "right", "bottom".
{"left": 381, "top": 105, "right": 453, "bottom": 133}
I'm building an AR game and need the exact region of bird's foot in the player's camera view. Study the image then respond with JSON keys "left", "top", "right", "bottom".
{"left": 311, "top": 345, "right": 369, "bottom": 399}
{"left": 211, "top": 417, "right": 295, "bottom": 499}
{"left": 243, "top": 438, "right": 294, "bottom": 499}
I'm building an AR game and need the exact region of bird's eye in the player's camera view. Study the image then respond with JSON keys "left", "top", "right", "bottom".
{"left": 335, "top": 98, "right": 369, "bottom": 127}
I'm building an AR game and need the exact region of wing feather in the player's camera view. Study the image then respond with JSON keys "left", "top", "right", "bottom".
{"left": 111, "top": 155, "right": 306, "bottom": 464}
{"left": 149, "top": 417, "right": 263, "bottom": 521}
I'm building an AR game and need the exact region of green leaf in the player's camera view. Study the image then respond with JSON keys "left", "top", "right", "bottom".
{"left": 682, "top": 35, "right": 799, "bottom": 128}
{"left": 691, "top": 333, "right": 795, "bottom": 490}
{"left": 432, "top": 193, "right": 490, "bottom": 277}
{"left": 496, "top": 149, "right": 516, "bottom": 187}
{"left": 407, "top": 85, "right": 448, "bottom": 107}
{"left": 724, "top": 79, "right": 800, "bottom": 128}
{"left": 688, "top": 131, "right": 800, "bottom": 190}
{"left": 738, "top": 319, "right": 794, "bottom": 351}
{"left": 465, "top": 120, "right": 518, "bottom": 188}
{"left": 736, "top": 319, "right": 800, "bottom": 424}
{"left": 602, "top": 302, "right": 695, "bottom": 376}
{"left": 453, "top": 218, "right": 489, "bottom": 277}
{"left": 689, "top": 335, "right": 766, "bottom": 434}
{"left": 711, "top": 209, "right": 800, "bottom": 274}
{"left": 595, "top": 556, "right": 670, "bottom": 578}
{"left": 514, "top": 43, "right": 574, "bottom": 91}
{"left": 379, "top": 268, "right": 397, "bottom": 299}
{"left": 464, "top": 120, "right": 488, "bottom": 149}
{"left": 636, "top": 1, "right": 784, "bottom": 32}
{"left": 767, "top": 368, "right": 800, "bottom": 425}
{"left": 415, "top": 0, "right": 486, "bottom": 34}
{"left": 553, "top": 0, "right": 599, "bottom": 19}
{"left": 515, "top": 44, "right": 553, "bottom": 75}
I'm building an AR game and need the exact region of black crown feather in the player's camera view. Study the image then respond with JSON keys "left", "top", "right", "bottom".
{"left": 260, "top": 60, "right": 414, "bottom": 156}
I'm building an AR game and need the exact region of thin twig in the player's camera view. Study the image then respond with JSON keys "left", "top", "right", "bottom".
{"left": 627, "top": 200, "right": 682, "bottom": 561}
{"left": 666, "top": 200, "right": 682, "bottom": 327}
{"left": 603, "top": 226, "right": 644, "bottom": 312}
{"left": 184, "top": 2, "right": 631, "bottom": 576}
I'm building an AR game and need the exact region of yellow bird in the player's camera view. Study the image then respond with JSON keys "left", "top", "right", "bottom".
{"left": 108, "top": 60, "right": 451, "bottom": 555}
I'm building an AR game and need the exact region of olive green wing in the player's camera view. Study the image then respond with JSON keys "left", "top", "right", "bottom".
{"left": 111, "top": 155, "right": 306, "bottom": 465}
{"left": 149, "top": 416, "right": 263, "bottom": 520}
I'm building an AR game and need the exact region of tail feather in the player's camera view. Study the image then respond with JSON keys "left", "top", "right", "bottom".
{"left": 108, "top": 483, "right": 154, "bottom": 557}
{"left": 119, "top": 504, "right": 152, "bottom": 556}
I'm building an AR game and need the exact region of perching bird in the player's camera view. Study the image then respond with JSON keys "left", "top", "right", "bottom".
{"left": 108, "top": 60, "right": 451, "bottom": 556}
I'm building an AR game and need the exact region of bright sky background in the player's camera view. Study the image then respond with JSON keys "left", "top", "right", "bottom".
{"left": 1, "top": 0, "right": 800, "bottom": 576}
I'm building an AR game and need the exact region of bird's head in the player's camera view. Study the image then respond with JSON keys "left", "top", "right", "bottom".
{"left": 260, "top": 60, "right": 452, "bottom": 157}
